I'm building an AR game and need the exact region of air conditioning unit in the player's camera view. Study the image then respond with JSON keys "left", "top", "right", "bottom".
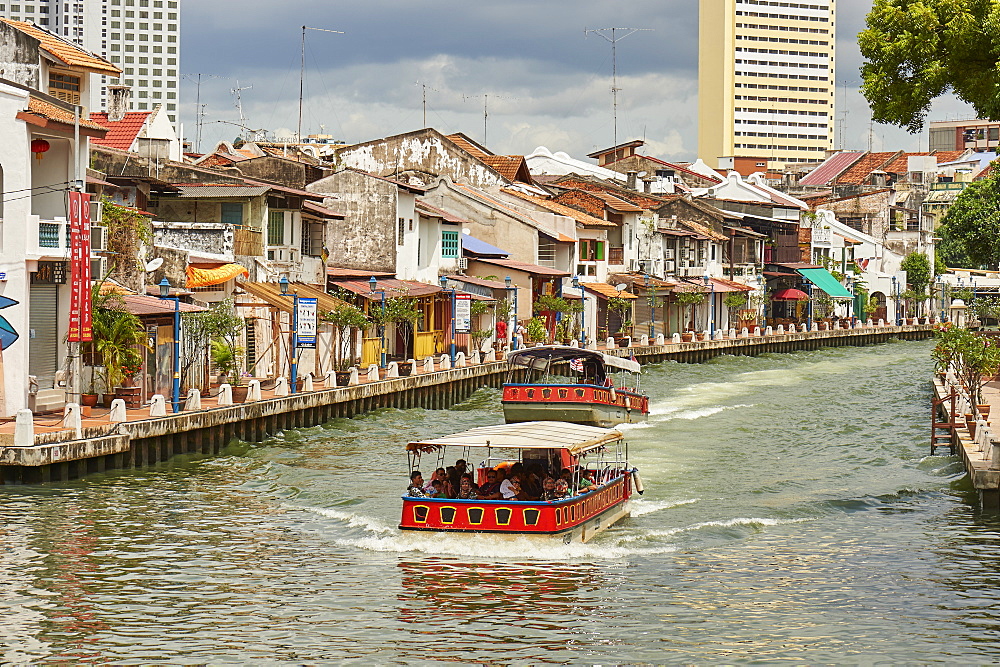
{"left": 664, "top": 260, "right": 676, "bottom": 273}
{"left": 456, "top": 257, "right": 468, "bottom": 270}
{"left": 89, "top": 200, "right": 104, "bottom": 224}
{"left": 90, "top": 257, "right": 108, "bottom": 280}
{"left": 90, "top": 226, "right": 108, "bottom": 252}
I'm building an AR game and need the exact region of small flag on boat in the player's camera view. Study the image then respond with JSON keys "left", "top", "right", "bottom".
{"left": 569, "top": 358, "right": 584, "bottom": 372}
{"left": 629, "top": 354, "right": 638, "bottom": 363}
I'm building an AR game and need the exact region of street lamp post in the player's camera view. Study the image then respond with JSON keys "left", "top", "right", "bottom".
{"left": 280, "top": 276, "right": 299, "bottom": 394}
{"left": 157, "top": 278, "right": 181, "bottom": 413}
{"left": 572, "top": 275, "right": 587, "bottom": 348}
{"left": 439, "top": 276, "right": 456, "bottom": 364}
{"left": 505, "top": 276, "right": 518, "bottom": 350}
{"left": 702, "top": 274, "right": 715, "bottom": 336}
{"left": 891, "top": 275, "right": 900, "bottom": 326}
{"left": 369, "top": 276, "right": 387, "bottom": 368}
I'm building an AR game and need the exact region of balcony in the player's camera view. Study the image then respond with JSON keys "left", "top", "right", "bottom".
{"left": 812, "top": 228, "right": 833, "bottom": 244}
{"left": 27, "top": 215, "right": 70, "bottom": 259}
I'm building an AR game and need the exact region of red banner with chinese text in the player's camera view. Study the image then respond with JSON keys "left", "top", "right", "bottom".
{"left": 67, "top": 191, "right": 92, "bottom": 342}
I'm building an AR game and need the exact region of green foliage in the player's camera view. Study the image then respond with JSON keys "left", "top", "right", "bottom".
{"left": 938, "top": 169, "right": 1000, "bottom": 269}
{"left": 533, "top": 294, "right": 573, "bottom": 315}
{"left": 102, "top": 198, "right": 152, "bottom": 291}
{"left": 494, "top": 297, "right": 513, "bottom": 324}
{"left": 470, "top": 299, "right": 489, "bottom": 316}
{"left": 606, "top": 296, "right": 632, "bottom": 314}
{"left": 525, "top": 317, "right": 547, "bottom": 343}
{"left": 934, "top": 249, "right": 949, "bottom": 277}
{"left": 202, "top": 299, "right": 247, "bottom": 385}
{"left": 953, "top": 287, "right": 974, "bottom": 303}
{"left": 90, "top": 288, "right": 151, "bottom": 390}
{"left": 859, "top": 1, "right": 1000, "bottom": 132}
{"left": 723, "top": 292, "right": 747, "bottom": 311}
{"left": 321, "top": 303, "right": 369, "bottom": 370}
{"left": 210, "top": 339, "right": 245, "bottom": 386}
{"left": 933, "top": 323, "right": 1000, "bottom": 403}
{"left": 900, "top": 251, "right": 932, "bottom": 295}
{"left": 969, "top": 295, "right": 1000, "bottom": 326}
{"left": 674, "top": 291, "right": 706, "bottom": 306}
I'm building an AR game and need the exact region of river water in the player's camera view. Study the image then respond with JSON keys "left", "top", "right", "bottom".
{"left": 2, "top": 339, "right": 999, "bottom": 663}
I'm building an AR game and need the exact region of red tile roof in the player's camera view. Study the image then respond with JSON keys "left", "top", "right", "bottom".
{"left": 335, "top": 278, "right": 443, "bottom": 299}
{"left": 501, "top": 188, "right": 614, "bottom": 228}
{"left": 836, "top": 151, "right": 901, "bottom": 185}
{"left": 798, "top": 151, "right": 866, "bottom": 187}
{"left": 882, "top": 152, "right": 932, "bottom": 174}
{"left": 22, "top": 96, "right": 108, "bottom": 131}
{"left": 1, "top": 19, "right": 121, "bottom": 75}
{"left": 89, "top": 112, "right": 150, "bottom": 151}
{"left": 469, "top": 257, "right": 570, "bottom": 277}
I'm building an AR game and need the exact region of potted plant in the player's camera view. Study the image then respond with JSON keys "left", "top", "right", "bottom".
{"left": 372, "top": 295, "right": 421, "bottom": 373}
{"left": 91, "top": 290, "right": 152, "bottom": 408}
{"left": 533, "top": 295, "right": 574, "bottom": 343}
{"left": 675, "top": 291, "right": 706, "bottom": 341}
{"left": 471, "top": 328, "right": 493, "bottom": 353}
{"left": 205, "top": 299, "right": 249, "bottom": 402}
{"left": 321, "top": 303, "right": 370, "bottom": 384}
{"left": 606, "top": 296, "right": 632, "bottom": 346}
{"left": 553, "top": 320, "right": 571, "bottom": 346}
{"left": 525, "top": 317, "right": 547, "bottom": 346}
{"left": 724, "top": 292, "right": 748, "bottom": 330}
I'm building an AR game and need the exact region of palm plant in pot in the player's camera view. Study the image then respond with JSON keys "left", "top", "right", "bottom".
{"left": 606, "top": 296, "right": 633, "bottom": 346}
{"left": 675, "top": 291, "right": 706, "bottom": 341}
{"left": 91, "top": 291, "right": 152, "bottom": 408}
{"left": 322, "top": 303, "right": 369, "bottom": 384}
{"left": 206, "top": 300, "right": 249, "bottom": 402}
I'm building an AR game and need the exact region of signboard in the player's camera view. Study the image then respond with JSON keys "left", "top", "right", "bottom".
{"left": 67, "top": 191, "right": 92, "bottom": 342}
{"left": 296, "top": 297, "right": 318, "bottom": 348}
{"left": 455, "top": 293, "right": 472, "bottom": 333}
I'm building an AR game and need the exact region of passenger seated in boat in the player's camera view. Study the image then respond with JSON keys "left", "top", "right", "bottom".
{"left": 430, "top": 479, "right": 447, "bottom": 498}
{"left": 445, "top": 466, "right": 459, "bottom": 498}
{"left": 578, "top": 470, "right": 597, "bottom": 492}
{"left": 424, "top": 467, "right": 446, "bottom": 494}
{"left": 457, "top": 474, "right": 478, "bottom": 500}
{"left": 478, "top": 469, "right": 503, "bottom": 500}
{"left": 407, "top": 471, "right": 429, "bottom": 497}
{"left": 501, "top": 463, "right": 529, "bottom": 500}
{"left": 455, "top": 459, "right": 469, "bottom": 476}
{"left": 553, "top": 479, "right": 570, "bottom": 499}
{"left": 540, "top": 477, "right": 559, "bottom": 501}
{"left": 560, "top": 467, "right": 576, "bottom": 494}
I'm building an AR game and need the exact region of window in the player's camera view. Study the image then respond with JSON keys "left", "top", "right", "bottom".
{"left": 48, "top": 70, "right": 81, "bottom": 104}
{"left": 578, "top": 239, "right": 605, "bottom": 262}
{"left": 220, "top": 202, "right": 243, "bottom": 225}
{"left": 441, "top": 230, "right": 459, "bottom": 258}
{"left": 398, "top": 217, "right": 405, "bottom": 245}
{"left": 301, "top": 222, "right": 323, "bottom": 257}
{"left": 268, "top": 210, "right": 285, "bottom": 245}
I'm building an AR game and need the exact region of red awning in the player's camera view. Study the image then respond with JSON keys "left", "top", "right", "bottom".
{"left": 771, "top": 288, "right": 809, "bottom": 301}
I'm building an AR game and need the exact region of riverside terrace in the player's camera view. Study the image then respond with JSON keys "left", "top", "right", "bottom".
{"left": 0, "top": 321, "right": 935, "bottom": 484}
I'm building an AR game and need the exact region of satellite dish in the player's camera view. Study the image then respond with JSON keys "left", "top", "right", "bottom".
{"left": 144, "top": 258, "right": 163, "bottom": 272}
{"left": 462, "top": 227, "right": 471, "bottom": 235}
{"left": 614, "top": 283, "right": 628, "bottom": 292}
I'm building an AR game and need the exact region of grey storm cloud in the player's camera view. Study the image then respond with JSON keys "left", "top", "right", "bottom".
{"left": 180, "top": 1, "right": 970, "bottom": 160}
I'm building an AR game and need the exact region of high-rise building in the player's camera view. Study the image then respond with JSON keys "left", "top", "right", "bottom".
{"left": 0, "top": 0, "right": 179, "bottom": 125}
{"left": 698, "top": 0, "right": 835, "bottom": 169}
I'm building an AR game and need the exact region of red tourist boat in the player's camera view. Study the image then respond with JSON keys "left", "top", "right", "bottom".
{"left": 503, "top": 346, "right": 649, "bottom": 427}
{"left": 399, "top": 421, "right": 643, "bottom": 543}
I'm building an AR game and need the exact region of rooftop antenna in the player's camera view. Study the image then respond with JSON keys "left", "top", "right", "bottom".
{"left": 462, "top": 92, "right": 516, "bottom": 146}
{"left": 231, "top": 80, "right": 252, "bottom": 135}
{"left": 416, "top": 81, "right": 440, "bottom": 128}
{"left": 299, "top": 25, "right": 344, "bottom": 142}
{"left": 182, "top": 72, "right": 222, "bottom": 152}
{"left": 585, "top": 26, "right": 652, "bottom": 147}
{"left": 838, "top": 79, "right": 849, "bottom": 150}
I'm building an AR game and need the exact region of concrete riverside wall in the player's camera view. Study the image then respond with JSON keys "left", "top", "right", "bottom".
{"left": 932, "top": 377, "right": 1000, "bottom": 511}
{"left": 0, "top": 324, "right": 935, "bottom": 484}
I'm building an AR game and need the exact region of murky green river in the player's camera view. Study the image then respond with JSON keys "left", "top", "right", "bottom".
{"left": 3, "top": 339, "right": 998, "bottom": 663}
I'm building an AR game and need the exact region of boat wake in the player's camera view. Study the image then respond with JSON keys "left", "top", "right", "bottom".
{"left": 620, "top": 516, "right": 811, "bottom": 543}
{"left": 651, "top": 403, "right": 755, "bottom": 422}
{"left": 630, "top": 497, "right": 700, "bottom": 516}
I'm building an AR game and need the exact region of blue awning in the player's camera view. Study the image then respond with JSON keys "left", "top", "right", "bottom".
{"left": 796, "top": 267, "right": 853, "bottom": 299}
{"left": 462, "top": 233, "right": 509, "bottom": 258}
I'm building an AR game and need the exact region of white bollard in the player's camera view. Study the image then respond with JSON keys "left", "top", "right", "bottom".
{"left": 776, "top": 325, "right": 784, "bottom": 334}
{"left": 64, "top": 403, "right": 82, "bottom": 439}
{"left": 273, "top": 377, "right": 288, "bottom": 397}
{"left": 386, "top": 361, "right": 399, "bottom": 378}
{"left": 765, "top": 326, "right": 774, "bottom": 336}
{"left": 878, "top": 319, "right": 885, "bottom": 327}
{"left": 811, "top": 322, "right": 819, "bottom": 332}
{"left": 741, "top": 327, "right": 749, "bottom": 338}
{"left": 217, "top": 383, "right": 234, "bottom": 405}
{"left": 109, "top": 399, "right": 127, "bottom": 423}
{"left": 606, "top": 337, "right": 616, "bottom": 349}
{"left": 867, "top": 319, "right": 874, "bottom": 327}
{"left": 437, "top": 354, "right": 450, "bottom": 370}
{"left": 484, "top": 349, "right": 497, "bottom": 362}
{"left": 713, "top": 330, "right": 724, "bottom": 341}
{"left": 753, "top": 327, "right": 762, "bottom": 337}
{"left": 570, "top": 339, "right": 580, "bottom": 348}
{"left": 471, "top": 350, "right": 481, "bottom": 364}
{"left": 790, "top": 323, "right": 798, "bottom": 333}
{"left": 671, "top": 333, "right": 681, "bottom": 344}
{"left": 14, "top": 409, "right": 34, "bottom": 446}
{"left": 728, "top": 328, "right": 736, "bottom": 338}
{"left": 367, "top": 364, "right": 380, "bottom": 382}
{"left": 302, "top": 375, "right": 314, "bottom": 391}
{"left": 323, "top": 369, "right": 337, "bottom": 387}
{"left": 149, "top": 394, "right": 167, "bottom": 417}
{"left": 639, "top": 334, "right": 649, "bottom": 346}
{"left": 703, "top": 331, "right": 710, "bottom": 341}
{"left": 455, "top": 351, "right": 467, "bottom": 368}
{"left": 185, "top": 388, "right": 202, "bottom": 410}
{"left": 655, "top": 333, "right": 665, "bottom": 345}
{"left": 247, "top": 380, "right": 261, "bottom": 402}
{"left": 423, "top": 357, "right": 435, "bottom": 373}
{"left": 624, "top": 336, "right": 633, "bottom": 348}
{"left": 409, "top": 359, "right": 419, "bottom": 376}
{"left": 348, "top": 367, "right": 360, "bottom": 385}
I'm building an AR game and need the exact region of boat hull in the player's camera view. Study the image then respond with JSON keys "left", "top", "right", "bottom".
{"left": 502, "top": 384, "right": 649, "bottom": 428}
{"left": 399, "top": 473, "right": 633, "bottom": 543}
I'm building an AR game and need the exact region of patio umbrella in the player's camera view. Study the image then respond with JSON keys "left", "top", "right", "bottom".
{"left": 771, "top": 288, "right": 809, "bottom": 301}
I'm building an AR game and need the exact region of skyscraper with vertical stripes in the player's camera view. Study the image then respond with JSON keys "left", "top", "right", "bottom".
{"left": 698, "top": 0, "right": 835, "bottom": 169}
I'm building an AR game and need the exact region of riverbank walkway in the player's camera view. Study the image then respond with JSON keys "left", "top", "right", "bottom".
{"left": 0, "top": 319, "right": 935, "bottom": 484}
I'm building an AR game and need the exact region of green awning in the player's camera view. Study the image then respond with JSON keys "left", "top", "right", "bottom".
{"left": 797, "top": 268, "right": 853, "bottom": 299}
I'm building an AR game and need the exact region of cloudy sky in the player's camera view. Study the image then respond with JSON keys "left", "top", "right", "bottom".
{"left": 180, "top": 0, "right": 973, "bottom": 161}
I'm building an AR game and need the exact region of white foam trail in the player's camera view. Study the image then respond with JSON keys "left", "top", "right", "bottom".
{"left": 620, "top": 516, "right": 810, "bottom": 542}
{"left": 656, "top": 404, "right": 754, "bottom": 422}
{"left": 306, "top": 506, "right": 397, "bottom": 536}
{"left": 630, "top": 498, "right": 700, "bottom": 516}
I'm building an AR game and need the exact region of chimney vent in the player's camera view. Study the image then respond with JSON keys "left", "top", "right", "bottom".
{"left": 626, "top": 170, "right": 638, "bottom": 190}
{"left": 106, "top": 85, "right": 132, "bottom": 123}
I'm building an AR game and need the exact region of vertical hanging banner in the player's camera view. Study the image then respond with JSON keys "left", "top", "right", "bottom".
{"left": 455, "top": 293, "right": 472, "bottom": 333}
{"left": 66, "top": 191, "right": 93, "bottom": 342}
{"left": 296, "top": 297, "right": 318, "bottom": 348}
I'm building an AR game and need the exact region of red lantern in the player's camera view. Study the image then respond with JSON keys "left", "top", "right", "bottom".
{"left": 30, "top": 138, "right": 50, "bottom": 161}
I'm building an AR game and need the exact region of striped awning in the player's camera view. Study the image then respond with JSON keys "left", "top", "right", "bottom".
{"left": 186, "top": 263, "right": 249, "bottom": 288}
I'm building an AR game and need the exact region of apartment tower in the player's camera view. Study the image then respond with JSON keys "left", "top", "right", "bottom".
{"left": 698, "top": 0, "right": 835, "bottom": 169}
{"left": 0, "top": 0, "right": 179, "bottom": 124}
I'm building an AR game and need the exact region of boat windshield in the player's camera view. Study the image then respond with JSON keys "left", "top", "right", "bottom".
{"left": 505, "top": 346, "right": 641, "bottom": 390}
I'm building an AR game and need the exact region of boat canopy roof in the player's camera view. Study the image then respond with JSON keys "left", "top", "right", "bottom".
{"left": 506, "top": 345, "right": 641, "bottom": 374}
{"left": 405, "top": 421, "right": 623, "bottom": 455}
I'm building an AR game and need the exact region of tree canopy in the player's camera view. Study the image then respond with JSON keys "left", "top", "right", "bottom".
{"left": 859, "top": 1, "right": 1000, "bottom": 132}
{"left": 900, "top": 251, "right": 932, "bottom": 294}
{"left": 937, "top": 169, "right": 1000, "bottom": 269}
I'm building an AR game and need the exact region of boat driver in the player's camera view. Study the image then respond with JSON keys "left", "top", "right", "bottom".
{"left": 407, "top": 471, "right": 430, "bottom": 497}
